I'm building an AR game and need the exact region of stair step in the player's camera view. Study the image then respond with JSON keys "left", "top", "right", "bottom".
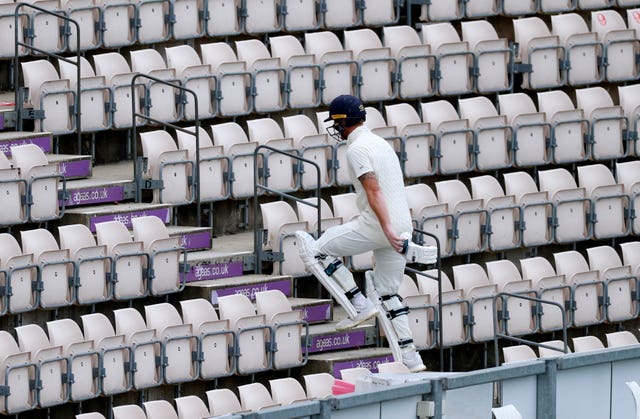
{"left": 166, "top": 225, "right": 212, "bottom": 251}
{"left": 61, "top": 161, "right": 135, "bottom": 207}
{"left": 304, "top": 347, "right": 395, "bottom": 378}
{"left": 305, "top": 322, "right": 376, "bottom": 355}
{"left": 184, "top": 274, "right": 292, "bottom": 300}
{"left": 0, "top": 130, "right": 52, "bottom": 154}
{"left": 184, "top": 231, "right": 254, "bottom": 282}
{"left": 49, "top": 153, "right": 92, "bottom": 179}
{"left": 63, "top": 202, "right": 173, "bottom": 232}
{"left": 290, "top": 297, "right": 333, "bottom": 324}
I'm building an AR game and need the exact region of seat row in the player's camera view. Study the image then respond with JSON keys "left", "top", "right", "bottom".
{"left": 0, "top": 0, "right": 401, "bottom": 58}
{"left": 398, "top": 242, "right": 640, "bottom": 349}
{"left": 0, "top": 216, "right": 185, "bottom": 314}
{"left": 0, "top": 291, "right": 306, "bottom": 414}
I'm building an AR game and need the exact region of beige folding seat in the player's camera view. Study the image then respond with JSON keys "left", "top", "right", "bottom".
{"left": 435, "top": 180, "right": 486, "bottom": 255}
{"left": 179, "top": 298, "right": 233, "bottom": 379}
{"left": 512, "top": 17, "right": 564, "bottom": 89}
{"left": 502, "top": 0, "right": 537, "bottom": 16}
{"left": 616, "top": 160, "right": 640, "bottom": 234}
{"left": 398, "top": 275, "right": 434, "bottom": 350}
{"left": 539, "top": 0, "right": 575, "bottom": 13}
{"left": 381, "top": 25, "right": 434, "bottom": 100}
{"left": 62, "top": 0, "right": 100, "bottom": 51}
{"left": 218, "top": 294, "right": 270, "bottom": 374}
{"left": 606, "top": 331, "right": 639, "bottom": 348}
{"left": 0, "top": 0, "right": 27, "bottom": 58}
{"left": 628, "top": 7, "right": 640, "bottom": 32}
{"left": 22, "top": 0, "right": 65, "bottom": 53}
{"left": 239, "top": 382, "right": 279, "bottom": 411}
{"left": 304, "top": 31, "right": 357, "bottom": 105}
{"left": 113, "top": 308, "right": 162, "bottom": 389}
{"left": 21, "top": 228, "right": 74, "bottom": 309}
{"left": 235, "top": 39, "right": 286, "bottom": 113}
{"left": 618, "top": 83, "right": 640, "bottom": 157}
{"left": 361, "top": 0, "right": 399, "bottom": 26}
{"left": 503, "top": 172, "right": 553, "bottom": 247}
{"left": 577, "top": 164, "right": 629, "bottom": 239}
{"left": 204, "top": 0, "right": 241, "bottom": 36}
{"left": 143, "top": 399, "right": 180, "bottom": 419}
{"left": 175, "top": 126, "right": 227, "bottom": 202}
{"left": 303, "top": 372, "right": 334, "bottom": 398}
{"left": 198, "top": 42, "right": 251, "bottom": 117}
{"left": 269, "top": 377, "right": 307, "bottom": 405}
{"left": 586, "top": 245, "right": 637, "bottom": 323}
{"left": 269, "top": 35, "right": 320, "bottom": 109}
{"left": 550, "top": 13, "right": 603, "bottom": 86}
{"left": 95, "top": 221, "right": 147, "bottom": 300}
{"left": 144, "top": 303, "right": 198, "bottom": 383}
{"left": 460, "top": 20, "right": 511, "bottom": 94}
{"left": 502, "top": 345, "right": 537, "bottom": 364}
{"left": 164, "top": 45, "right": 217, "bottom": 120}
{"left": 243, "top": 0, "right": 280, "bottom": 34}
{"left": 20, "top": 60, "right": 74, "bottom": 134}
{"left": 0, "top": 234, "right": 37, "bottom": 314}
{"left": 384, "top": 102, "right": 436, "bottom": 178}
{"left": 377, "top": 361, "right": 411, "bottom": 374}
{"left": 469, "top": 176, "right": 519, "bottom": 251}
{"left": 46, "top": 319, "right": 99, "bottom": 401}
{"left": 0, "top": 331, "right": 36, "bottom": 414}
{"left": 98, "top": 0, "right": 136, "bottom": 47}
{"left": 464, "top": 0, "right": 499, "bottom": 18}
{"left": 296, "top": 197, "right": 342, "bottom": 235}
{"left": 76, "top": 413, "right": 106, "bottom": 419}
{"left": 417, "top": 270, "right": 468, "bottom": 347}
{"left": 281, "top": 0, "right": 318, "bottom": 31}
{"left": 132, "top": 215, "right": 184, "bottom": 296}
{"left": 420, "top": 23, "right": 473, "bottom": 96}
{"left": 282, "top": 114, "right": 333, "bottom": 190}
{"left": 206, "top": 388, "right": 245, "bottom": 416}
{"left": 458, "top": 96, "right": 512, "bottom": 171}
{"left": 175, "top": 395, "right": 211, "bottom": 418}
{"left": 171, "top": 0, "right": 203, "bottom": 40}
{"left": 320, "top": 0, "right": 358, "bottom": 29}
{"left": 80, "top": 313, "right": 132, "bottom": 395}
{"left": 591, "top": 10, "right": 639, "bottom": 82}
{"left": 575, "top": 86, "right": 627, "bottom": 160}
{"left": 0, "top": 152, "right": 27, "bottom": 226}
{"left": 15, "top": 324, "right": 68, "bottom": 408}
{"left": 404, "top": 183, "right": 453, "bottom": 257}
{"left": 139, "top": 130, "right": 192, "bottom": 205}
{"left": 554, "top": 250, "right": 604, "bottom": 327}
{"left": 538, "top": 339, "right": 570, "bottom": 358}
{"left": 260, "top": 201, "right": 308, "bottom": 277}
{"left": 361, "top": 106, "right": 402, "bottom": 153}
{"left": 136, "top": 0, "right": 170, "bottom": 44}
{"left": 93, "top": 52, "right": 143, "bottom": 129}
{"left": 452, "top": 263, "right": 497, "bottom": 342}
{"left": 573, "top": 335, "right": 605, "bottom": 352}
{"left": 129, "top": 49, "right": 179, "bottom": 124}
{"left": 520, "top": 257, "right": 569, "bottom": 332}
{"left": 492, "top": 405, "right": 524, "bottom": 419}
{"left": 498, "top": 93, "right": 551, "bottom": 167}
{"left": 246, "top": 117, "right": 297, "bottom": 193}
{"left": 57, "top": 55, "right": 110, "bottom": 133}
{"left": 418, "top": 0, "right": 462, "bottom": 21}
{"left": 621, "top": 241, "right": 640, "bottom": 277}
{"left": 538, "top": 168, "right": 591, "bottom": 243}
{"left": 421, "top": 101, "right": 473, "bottom": 175}
{"left": 340, "top": 367, "right": 370, "bottom": 384}
{"left": 255, "top": 290, "right": 306, "bottom": 369}
{"left": 330, "top": 192, "right": 373, "bottom": 271}
{"left": 486, "top": 260, "right": 537, "bottom": 337}
{"left": 58, "top": 224, "right": 110, "bottom": 304}
{"left": 536, "top": 90, "right": 588, "bottom": 164}
{"left": 343, "top": 28, "right": 396, "bottom": 102}
{"left": 113, "top": 404, "right": 147, "bottom": 419}
{"left": 209, "top": 121, "right": 258, "bottom": 199}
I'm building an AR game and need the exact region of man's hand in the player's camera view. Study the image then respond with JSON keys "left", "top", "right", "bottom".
{"left": 359, "top": 171, "right": 403, "bottom": 253}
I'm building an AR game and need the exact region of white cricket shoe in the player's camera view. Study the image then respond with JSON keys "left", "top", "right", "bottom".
{"left": 335, "top": 299, "right": 378, "bottom": 331}
{"left": 402, "top": 349, "right": 427, "bottom": 373}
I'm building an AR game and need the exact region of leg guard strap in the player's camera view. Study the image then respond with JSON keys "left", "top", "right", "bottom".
{"left": 398, "top": 338, "right": 414, "bottom": 348}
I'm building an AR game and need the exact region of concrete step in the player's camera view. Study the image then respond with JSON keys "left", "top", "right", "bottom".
{"left": 0, "top": 130, "right": 51, "bottom": 154}
{"left": 60, "top": 161, "right": 135, "bottom": 208}
{"left": 166, "top": 225, "right": 212, "bottom": 251}
{"left": 63, "top": 202, "right": 174, "bottom": 232}
{"left": 290, "top": 297, "right": 333, "bottom": 324}
{"left": 183, "top": 273, "right": 292, "bottom": 300}
{"left": 183, "top": 231, "right": 253, "bottom": 282}
{"left": 305, "top": 322, "right": 377, "bottom": 356}
{"left": 48, "top": 153, "right": 92, "bottom": 179}
{"left": 304, "top": 347, "right": 395, "bottom": 378}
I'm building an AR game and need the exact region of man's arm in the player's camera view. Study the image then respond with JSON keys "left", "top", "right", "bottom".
{"left": 359, "top": 171, "right": 404, "bottom": 253}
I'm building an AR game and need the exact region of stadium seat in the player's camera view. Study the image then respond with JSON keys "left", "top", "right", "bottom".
{"left": 536, "top": 90, "right": 588, "bottom": 164}
{"left": 492, "top": 404, "right": 524, "bottom": 419}
{"left": 503, "top": 172, "right": 553, "bottom": 247}
{"left": 164, "top": 45, "right": 217, "bottom": 120}
{"left": 538, "top": 168, "right": 591, "bottom": 243}
{"left": 171, "top": 0, "right": 203, "bottom": 40}
{"left": 343, "top": 28, "right": 397, "bottom": 102}
{"left": 282, "top": 0, "right": 318, "bottom": 31}
{"left": 296, "top": 197, "right": 342, "bottom": 234}
{"left": 0, "top": 1, "right": 27, "bottom": 58}
{"left": 458, "top": 96, "right": 512, "bottom": 171}
{"left": 235, "top": 39, "right": 286, "bottom": 113}
{"left": 260, "top": 201, "right": 308, "bottom": 276}
{"left": 618, "top": 83, "right": 640, "bottom": 156}
{"left": 304, "top": 31, "right": 357, "bottom": 105}
{"left": 361, "top": 0, "right": 399, "bottom": 26}
{"left": 80, "top": 313, "right": 132, "bottom": 395}
{"left": 453, "top": 263, "right": 497, "bottom": 342}
{"left": 621, "top": 241, "right": 640, "bottom": 277}
{"left": 24, "top": 0, "right": 65, "bottom": 53}
{"left": 179, "top": 298, "right": 233, "bottom": 379}
{"left": 20, "top": 60, "right": 74, "bottom": 135}
{"left": 435, "top": 180, "right": 486, "bottom": 255}
{"left": 497, "top": 93, "right": 551, "bottom": 167}
{"left": 209, "top": 121, "right": 258, "bottom": 199}
{"left": 420, "top": 23, "right": 473, "bottom": 96}
{"left": 591, "top": 10, "right": 639, "bottom": 82}
{"left": 321, "top": 0, "right": 358, "bottom": 29}
{"left": 255, "top": 290, "right": 306, "bottom": 369}
{"left": 175, "top": 395, "right": 211, "bottom": 419}
{"left": 464, "top": 0, "right": 499, "bottom": 18}
{"left": 377, "top": 361, "right": 411, "bottom": 374}
{"left": 381, "top": 25, "right": 435, "bottom": 100}
{"left": 206, "top": 388, "right": 245, "bottom": 416}
{"left": 204, "top": 0, "right": 241, "bottom": 36}
{"left": 572, "top": 335, "right": 605, "bottom": 352}
{"left": 217, "top": 294, "right": 271, "bottom": 374}
{"left": 502, "top": 0, "right": 536, "bottom": 16}
{"left": 0, "top": 234, "right": 37, "bottom": 314}
{"left": 512, "top": 17, "right": 564, "bottom": 89}
{"left": 303, "top": 373, "right": 334, "bottom": 398}
{"left": 398, "top": 275, "right": 434, "bottom": 350}
{"left": 113, "top": 308, "right": 162, "bottom": 389}
{"left": 460, "top": 20, "right": 511, "bottom": 94}
{"left": 420, "top": 100, "right": 473, "bottom": 174}
{"left": 62, "top": 0, "right": 100, "bottom": 51}
{"left": 269, "top": 377, "right": 308, "bottom": 405}
{"left": 581, "top": 0, "right": 615, "bottom": 11}
{"left": 76, "top": 413, "right": 106, "bottom": 419}
{"left": 58, "top": 224, "right": 110, "bottom": 304}
{"left": 46, "top": 319, "right": 99, "bottom": 401}
{"left": 418, "top": 0, "right": 462, "bottom": 21}
{"left": 538, "top": 340, "right": 570, "bottom": 358}
{"left": 243, "top": 0, "right": 280, "bottom": 34}
{"left": 330, "top": 192, "right": 373, "bottom": 270}
{"left": 340, "top": 367, "right": 370, "bottom": 384}
{"left": 113, "top": 404, "right": 147, "bottom": 419}
{"left": 143, "top": 400, "right": 180, "bottom": 419}
{"left": 520, "top": 257, "right": 570, "bottom": 332}
{"left": 469, "top": 176, "right": 520, "bottom": 251}
{"left": 21, "top": 228, "right": 74, "bottom": 309}
{"left": 99, "top": 0, "right": 136, "bottom": 47}
{"left": 269, "top": 35, "right": 321, "bottom": 109}
{"left": 136, "top": 0, "right": 170, "bottom": 44}
{"left": 0, "top": 152, "right": 27, "bottom": 226}
{"left": 606, "top": 331, "right": 639, "bottom": 348}
{"left": 502, "top": 345, "right": 537, "bottom": 364}
{"left": 404, "top": 183, "right": 453, "bottom": 257}
{"left": 0, "top": 331, "right": 36, "bottom": 414}
{"left": 539, "top": 0, "right": 576, "bottom": 13}
{"left": 239, "top": 382, "right": 279, "bottom": 411}
{"left": 616, "top": 160, "right": 640, "bottom": 235}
